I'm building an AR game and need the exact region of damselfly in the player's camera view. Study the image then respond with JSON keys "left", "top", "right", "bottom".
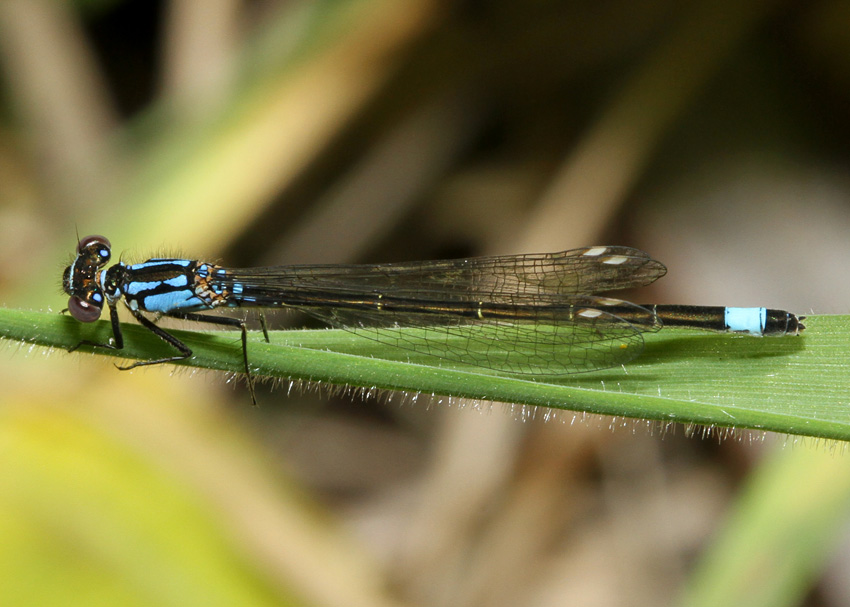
{"left": 62, "top": 236, "right": 804, "bottom": 403}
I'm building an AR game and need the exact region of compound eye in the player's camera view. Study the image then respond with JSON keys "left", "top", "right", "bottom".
{"left": 77, "top": 234, "right": 110, "bottom": 252}
{"left": 67, "top": 295, "right": 103, "bottom": 323}
{"left": 77, "top": 234, "right": 112, "bottom": 266}
{"left": 76, "top": 234, "right": 111, "bottom": 264}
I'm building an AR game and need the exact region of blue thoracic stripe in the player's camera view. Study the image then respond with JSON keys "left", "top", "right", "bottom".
{"left": 142, "top": 290, "right": 204, "bottom": 313}
{"left": 724, "top": 307, "right": 767, "bottom": 335}
{"left": 165, "top": 275, "right": 189, "bottom": 288}
{"left": 117, "top": 259, "right": 203, "bottom": 312}
{"left": 125, "top": 274, "right": 190, "bottom": 296}
{"left": 125, "top": 280, "right": 159, "bottom": 295}
{"left": 131, "top": 259, "right": 193, "bottom": 268}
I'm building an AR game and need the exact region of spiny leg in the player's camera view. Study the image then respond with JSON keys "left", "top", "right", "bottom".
{"left": 116, "top": 309, "right": 192, "bottom": 369}
{"left": 66, "top": 300, "right": 124, "bottom": 354}
{"left": 162, "top": 311, "right": 257, "bottom": 406}
{"left": 258, "top": 311, "right": 270, "bottom": 343}
{"left": 118, "top": 309, "right": 258, "bottom": 406}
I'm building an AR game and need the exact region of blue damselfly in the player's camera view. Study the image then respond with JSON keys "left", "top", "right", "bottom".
{"left": 62, "top": 236, "right": 804, "bottom": 404}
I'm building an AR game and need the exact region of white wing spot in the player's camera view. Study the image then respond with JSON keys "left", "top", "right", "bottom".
{"left": 602, "top": 255, "right": 628, "bottom": 265}
{"left": 577, "top": 308, "right": 604, "bottom": 319}
{"left": 583, "top": 247, "right": 608, "bottom": 257}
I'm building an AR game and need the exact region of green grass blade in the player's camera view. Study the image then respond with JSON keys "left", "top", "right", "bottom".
{"left": 3, "top": 307, "right": 846, "bottom": 440}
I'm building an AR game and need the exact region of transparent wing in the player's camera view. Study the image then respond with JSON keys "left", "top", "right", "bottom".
{"left": 214, "top": 246, "right": 666, "bottom": 374}
{"left": 231, "top": 246, "right": 667, "bottom": 302}
{"left": 298, "top": 295, "right": 659, "bottom": 375}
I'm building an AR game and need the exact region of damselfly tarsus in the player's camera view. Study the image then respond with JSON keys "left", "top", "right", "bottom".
{"left": 62, "top": 236, "right": 804, "bottom": 404}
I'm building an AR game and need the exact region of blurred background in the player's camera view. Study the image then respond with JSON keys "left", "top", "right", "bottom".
{"left": 1, "top": 1, "right": 850, "bottom": 605}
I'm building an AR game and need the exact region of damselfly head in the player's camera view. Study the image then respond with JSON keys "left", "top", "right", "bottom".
{"left": 64, "top": 234, "right": 111, "bottom": 323}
